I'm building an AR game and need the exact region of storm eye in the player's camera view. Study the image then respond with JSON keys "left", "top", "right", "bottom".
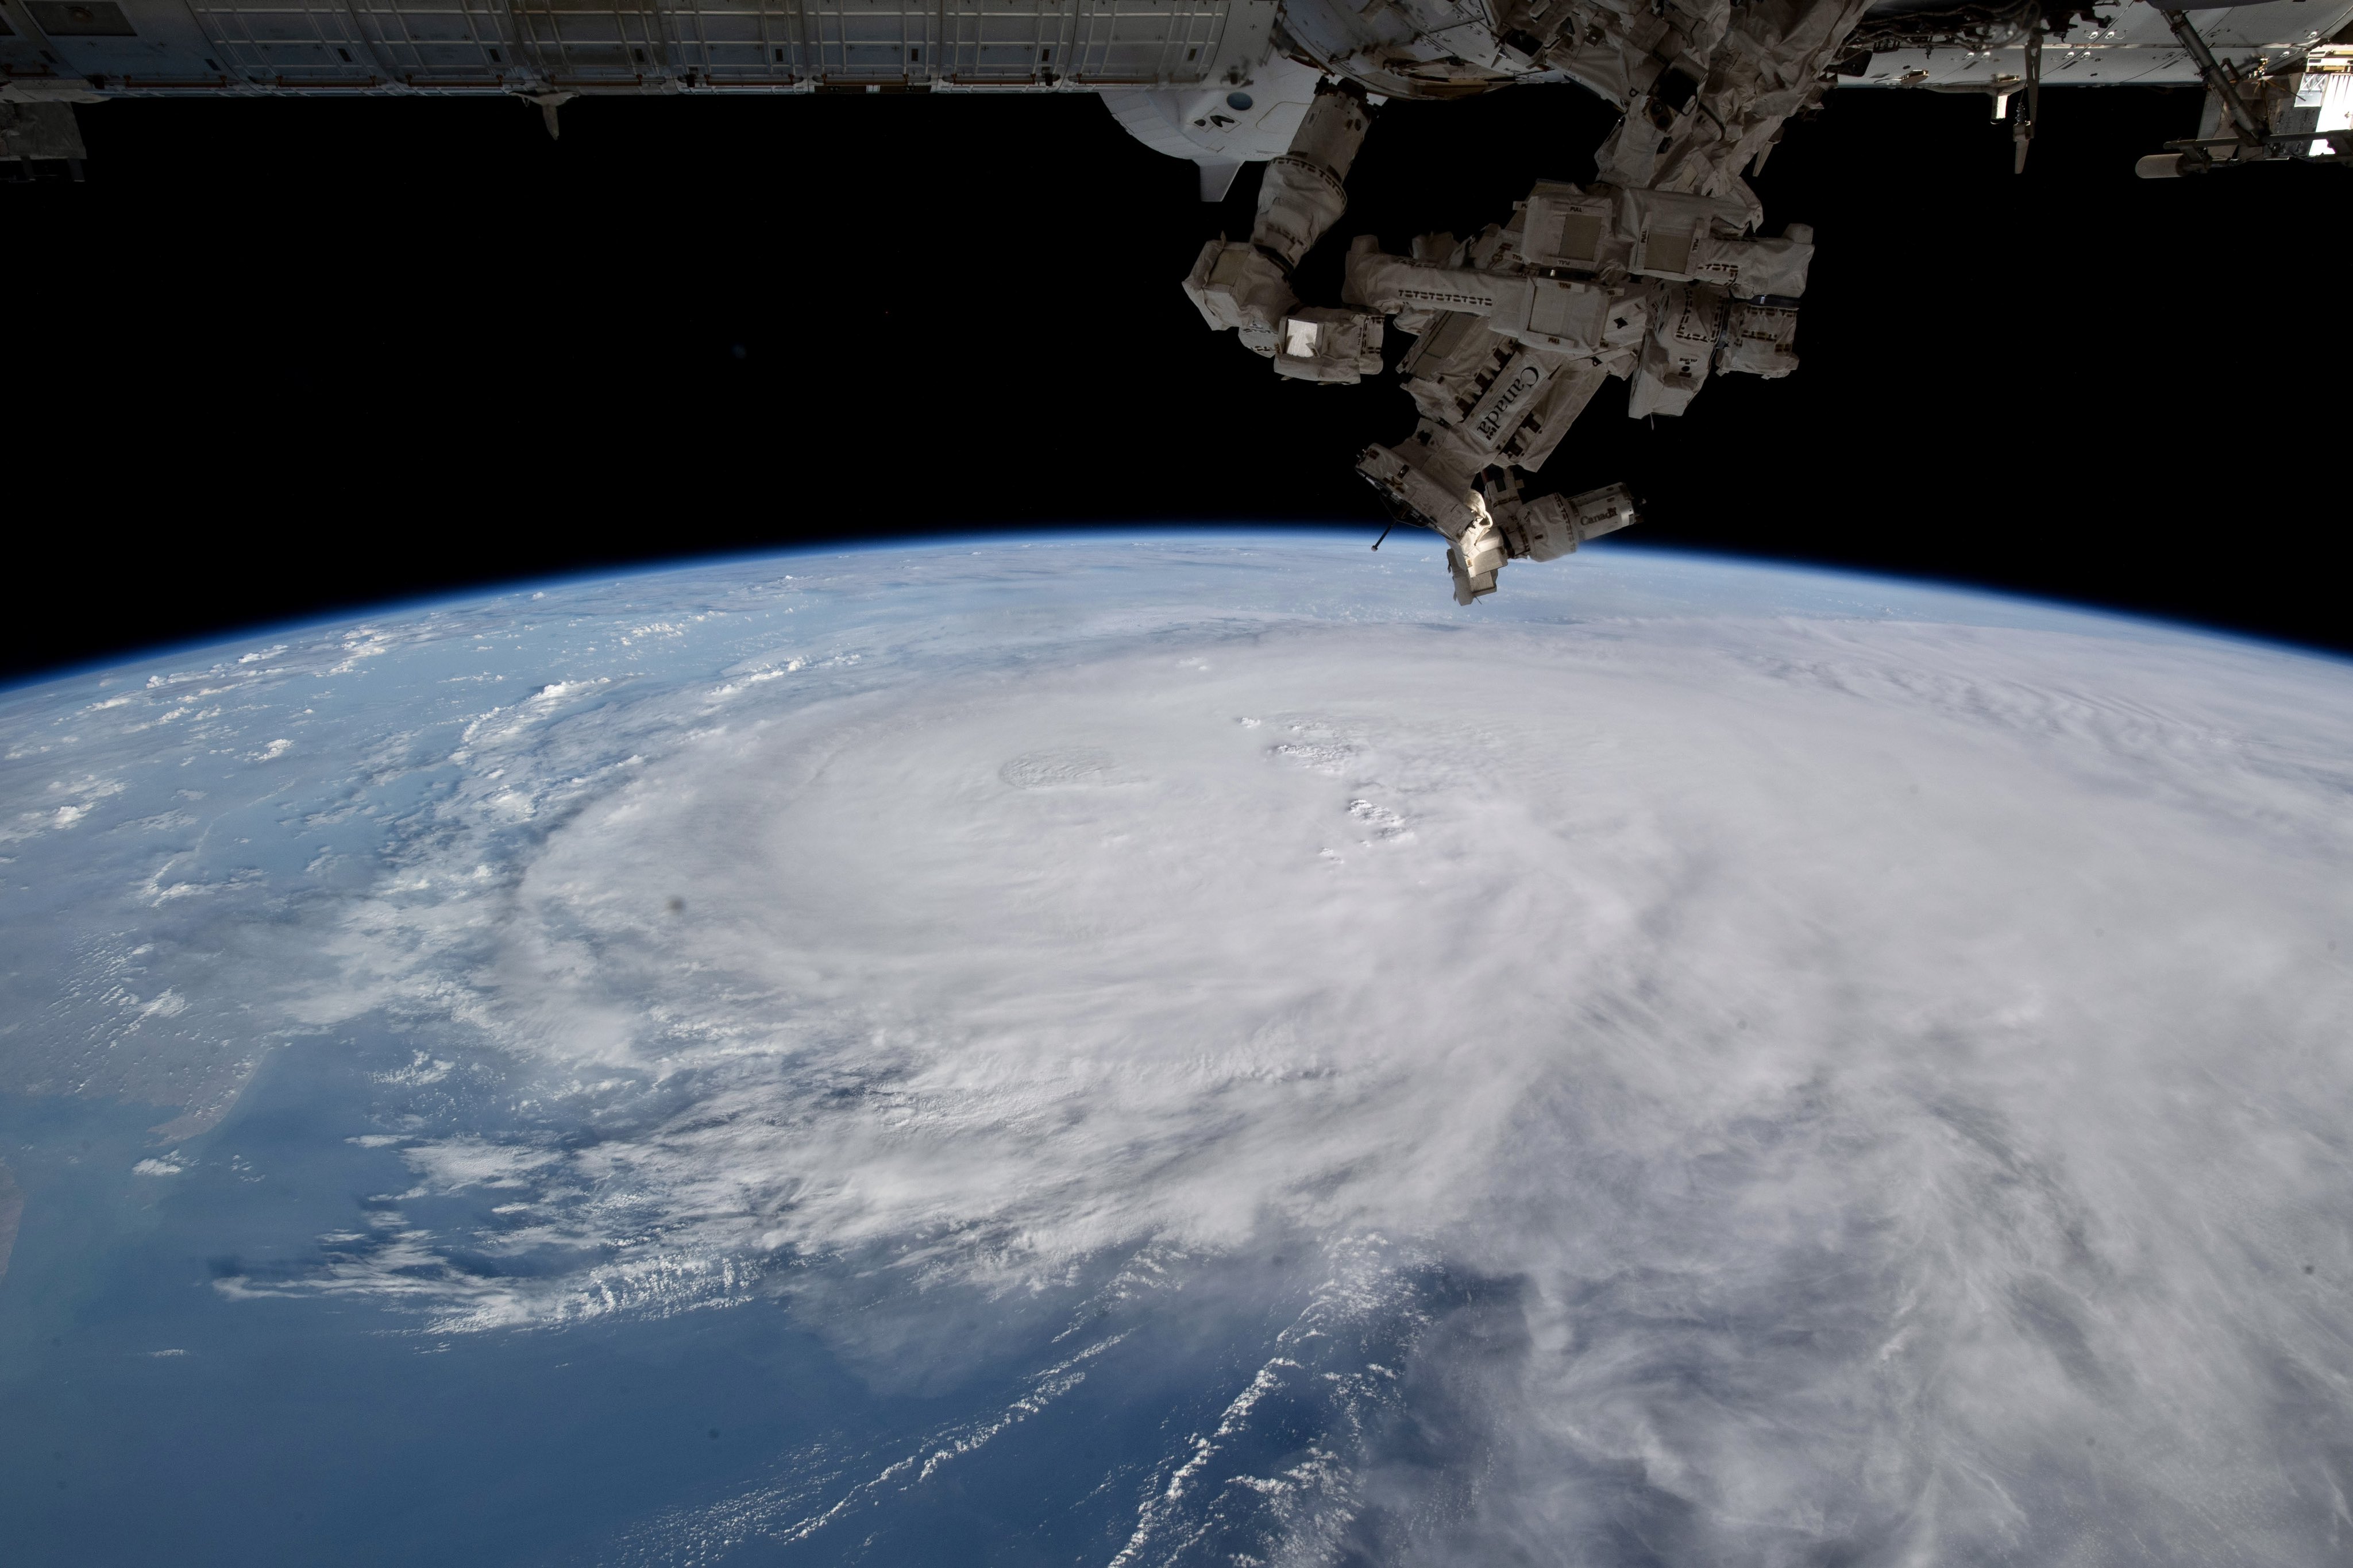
{"left": 1226, "top": 90, "right": 1253, "bottom": 110}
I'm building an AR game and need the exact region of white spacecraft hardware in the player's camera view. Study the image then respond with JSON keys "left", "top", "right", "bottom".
{"left": 4, "top": 0, "right": 2346, "bottom": 598}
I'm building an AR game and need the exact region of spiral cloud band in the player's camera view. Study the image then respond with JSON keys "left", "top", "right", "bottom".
{"left": 5, "top": 539, "right": 2350, "bottom": 1564}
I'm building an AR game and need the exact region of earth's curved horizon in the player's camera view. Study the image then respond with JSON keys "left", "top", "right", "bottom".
{"left": 3, "top": 534, "right": 2350, "bottom": 1566}
{"left": 17, "top": 533, "right": 2337, "bottom": 698}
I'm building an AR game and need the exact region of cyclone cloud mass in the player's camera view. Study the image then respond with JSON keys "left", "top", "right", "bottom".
{"left": 5, "top": 539, "right": 2352, "bottom": 1564}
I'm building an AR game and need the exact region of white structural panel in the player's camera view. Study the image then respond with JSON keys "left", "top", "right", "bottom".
{"left": 2, "top": 0, "right": 2344, "bottom": 95}
{"left": 0, "top": 0, "right": 1249, "bottom": 90}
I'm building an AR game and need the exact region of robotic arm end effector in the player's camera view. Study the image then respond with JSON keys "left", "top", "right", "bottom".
{"left": 1182, "top": 238, "right": 1295, "bottom": 358}
{"left": 1356, "top": 442, "right": 1642, "bottom": 605}
{"left": 1273, "top": 307, "right": 1386, "bottom": 383}
{"left": 1181, "top": 242, "right": 1384, "bottom": 381}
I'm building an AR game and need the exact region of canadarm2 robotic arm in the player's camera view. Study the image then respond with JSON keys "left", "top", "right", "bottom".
{"left": 1178, "top": 0, "right": 1873, "bottom": 604}
{"left": 1181, "top": 80, "right": 1386, "bottom": 384}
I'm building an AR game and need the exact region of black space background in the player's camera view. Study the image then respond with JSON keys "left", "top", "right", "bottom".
{"left": 4, "top": 79, "right": 2346, "bottom": 681}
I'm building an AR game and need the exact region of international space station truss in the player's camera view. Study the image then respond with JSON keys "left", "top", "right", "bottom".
{"left": 5, "top": 0, "right": 2346, "bottom": 598}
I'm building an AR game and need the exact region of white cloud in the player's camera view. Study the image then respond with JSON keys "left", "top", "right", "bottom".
{"left": 16, "top": 542, "right": 2352, "bottom": 1563}
{"left": 284, "top": 593, "right": 2353, "bottom": 1561}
